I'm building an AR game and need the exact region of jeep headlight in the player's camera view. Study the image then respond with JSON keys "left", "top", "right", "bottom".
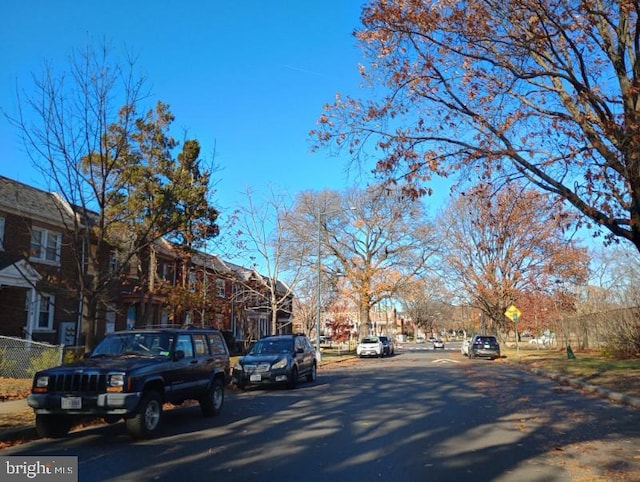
{"left": 107, "top": 372, "right": 126, "bottom": 392}
{"left": 233, "top": 360, "right": 243, "bottom": 372}
{"left": 272, "top": 358, "right": 287, "bottom": 369}
{"left": 33, "top": 375, "right": 50, "bottom": 393}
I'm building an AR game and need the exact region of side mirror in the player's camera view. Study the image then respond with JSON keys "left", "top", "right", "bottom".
{"left": 173, "top": 350, "right": 185, "bottom": 361}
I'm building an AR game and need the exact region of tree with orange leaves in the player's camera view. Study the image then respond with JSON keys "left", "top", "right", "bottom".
{"left": 438, "top": 183, "right": 588, "bottom": 334}
{"left": 312, "top": 0, "right": 640, "bottom": 252}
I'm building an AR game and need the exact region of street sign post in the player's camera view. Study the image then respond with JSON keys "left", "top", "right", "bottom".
{"left": 505, "top": 304, "right": 522, "bottom": 356}
{"left": 504, "top": 304, "right": 521, "bottom": 322}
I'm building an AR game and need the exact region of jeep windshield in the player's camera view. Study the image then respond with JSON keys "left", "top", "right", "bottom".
{"left": 91, "top": 332, "right": 174, "bottom": 357}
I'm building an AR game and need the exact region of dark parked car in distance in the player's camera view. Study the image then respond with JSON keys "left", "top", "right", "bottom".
{"left": 468, "top": 335, "right": 501, "bottom": 360}
{"left": 378, "top": 335, "right": 395, "bottom": 356}
{"left": 232, "top": 334, "right": 317, "bottom": 389}
{"left": 27, "top": 327, "right": 231, "bottom": 440}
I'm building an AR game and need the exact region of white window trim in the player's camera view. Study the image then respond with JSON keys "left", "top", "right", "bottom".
{"left": 216, "top": 279, "right": 225, "bottom": 298}
{"left": 34, "top": 293, "right": 55, "bottom": 332}
{"left": 30, "top": 227, "right": 61, "bottom": 265}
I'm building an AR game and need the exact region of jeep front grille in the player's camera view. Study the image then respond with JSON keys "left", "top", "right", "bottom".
{"left": 49, "top": 373, "right": 107, "bottom": 394}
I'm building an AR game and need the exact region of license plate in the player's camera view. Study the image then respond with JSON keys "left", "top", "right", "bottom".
{"left": 61, "top": 397, "right": 82, "bottom": 409}
{"left": 484, "top": 344, "right": 490, "bottom": 348}
{"left": 250, "top": 374, "right": 261, "bottom": 382}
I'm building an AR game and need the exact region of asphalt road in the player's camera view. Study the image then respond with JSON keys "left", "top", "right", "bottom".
{"left": 3, "top": 348, "right": 640, "bottom": 481}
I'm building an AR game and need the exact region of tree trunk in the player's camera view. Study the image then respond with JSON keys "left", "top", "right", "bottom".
{"left": 359, "top": 302, "right": 371, "bottom": 338}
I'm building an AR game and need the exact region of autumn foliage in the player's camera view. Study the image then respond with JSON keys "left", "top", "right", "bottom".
{"left": 439, "top": 183, "right": 588, "bottom": 333}
{"left": 312, "top": 0, "right": 640, "bottom": 252}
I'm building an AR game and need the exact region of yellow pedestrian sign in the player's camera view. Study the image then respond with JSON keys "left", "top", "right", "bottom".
{"left": 504, "top": 304, "right": 521, "bottom": 322}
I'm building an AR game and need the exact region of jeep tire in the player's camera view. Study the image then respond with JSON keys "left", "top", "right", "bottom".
{"left": 200, "top": 378, "right": 224, "bottom": 417}
{"left": 35, "top": 414, "right": 71, "bottom": 438}
{"left": 126, "top": 391, "right": 162, "bottom": 439}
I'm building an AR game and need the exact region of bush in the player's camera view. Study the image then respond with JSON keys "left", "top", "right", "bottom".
{"left": 603, "top": 316, "right": 640, "bottom": 358}
{"left": 27, "top": 348, "right": 63, "bottom": 377}
{"left": 0, "top": 347, "right": 17, "bottom": 377}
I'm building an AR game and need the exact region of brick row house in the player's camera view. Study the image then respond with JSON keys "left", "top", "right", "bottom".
{"left": 0, "top": 176, "right": 293, "bottom": 350}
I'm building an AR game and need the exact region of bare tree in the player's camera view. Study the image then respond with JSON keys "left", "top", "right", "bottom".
{"left": 285, "top": 185, "right": 439, "bottom": 337}
{"left": 400, "top": 277, "right": 454, "bottom": 338}
{"left": 229, "top": 187, "right": 306, "bottom": 335}
{"left": 589, "top": 245, "right": 640, "bottom": 307}
{"left": 312, "top": 0, "right": 640, "bottom": 252}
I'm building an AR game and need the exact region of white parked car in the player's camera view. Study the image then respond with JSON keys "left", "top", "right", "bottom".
{"left": 529, "top": 334, "right": 554, "bottom": 346}
{"left": 357, "top": 336, "right": 384, "bottom": 358}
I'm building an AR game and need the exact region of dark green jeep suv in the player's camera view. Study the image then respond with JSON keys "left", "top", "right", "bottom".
{"left": 27, "top": 327, "right": 230, "bottom": 440}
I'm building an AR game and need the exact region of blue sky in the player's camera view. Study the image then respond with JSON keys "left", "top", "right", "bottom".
{"left": 0, "top": 1, "right": 374, "bottom": 217}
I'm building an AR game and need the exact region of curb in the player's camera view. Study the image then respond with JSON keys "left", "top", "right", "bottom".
{"left": 0, "top": 426, "right": 38, "bottom": 444}
{"left": 518, "top": 365, "right": 640, "bottom": 409}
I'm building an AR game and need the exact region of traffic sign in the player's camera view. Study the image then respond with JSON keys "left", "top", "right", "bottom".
{"left": 504, "top": 304, "right": 521, "bottom": 322}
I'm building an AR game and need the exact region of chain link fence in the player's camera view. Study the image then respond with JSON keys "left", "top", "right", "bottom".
{"left": 0, "top": 336, "right": 64, "bottom": 379}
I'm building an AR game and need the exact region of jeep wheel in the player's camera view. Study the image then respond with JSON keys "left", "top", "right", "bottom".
{"left": 35, "top": 414, "right": 71, "bottom": 438}
{"left": 126, "top": 391, "right": 162, "bottom": 439}
{"left": 288, "top": 366, "right": 298, "bottom": 389}
{"left": 200, "top": 378, "right": 224, "bottom": 417}
{"left": 306, "top": 363, "right": 317, "bottom": 382}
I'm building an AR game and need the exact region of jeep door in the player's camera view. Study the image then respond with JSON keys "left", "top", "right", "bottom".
{"left": 192, "top": 333, "right": 218, "bottom": 391}
{"left": 206, "top": 332, "right": 231, "bottom": 383}
{"left": 164, "top": 333, "right": 199, "bottom": 402}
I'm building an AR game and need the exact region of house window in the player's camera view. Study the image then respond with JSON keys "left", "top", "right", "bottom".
{"left": 0, "top": 216, "right": 4, "bottom": 249}
{"left": 30, "top": 227, "right": 61, "bottom": 264}
{"left": 232, "top": 283, "right": 245, "bottom": 301}
{"left": 188, "top": 271, "right": 197, "bottom": 292}
{"left": 108, "top": 251, "right": 118, "bottom": 274}
{"left": 216, "top": 279, "right": 225, "bottom": 298}
{"left": 157, "top": 262, "right": 174, "bottom": 282}
{"left": 105, "top": 310, "right": 116, "bottom": 334}
{"left": 35, "top": 294, "right": 55, "bottom": 331}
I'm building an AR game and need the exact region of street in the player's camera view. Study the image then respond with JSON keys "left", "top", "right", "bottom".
{"left": 3, "top": 347, "right": 640, "bottom": 481}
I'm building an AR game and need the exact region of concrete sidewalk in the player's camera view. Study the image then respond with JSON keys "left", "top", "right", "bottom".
{"left": 0, "top": 398, "right": 37, "bottom": 443}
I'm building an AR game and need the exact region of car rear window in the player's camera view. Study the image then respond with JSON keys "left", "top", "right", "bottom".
{"left": 475, "top": 336, "right": 497, "bottom": 344}
{"left": 361, "top": 337, "right": 379, "bottom": 344}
